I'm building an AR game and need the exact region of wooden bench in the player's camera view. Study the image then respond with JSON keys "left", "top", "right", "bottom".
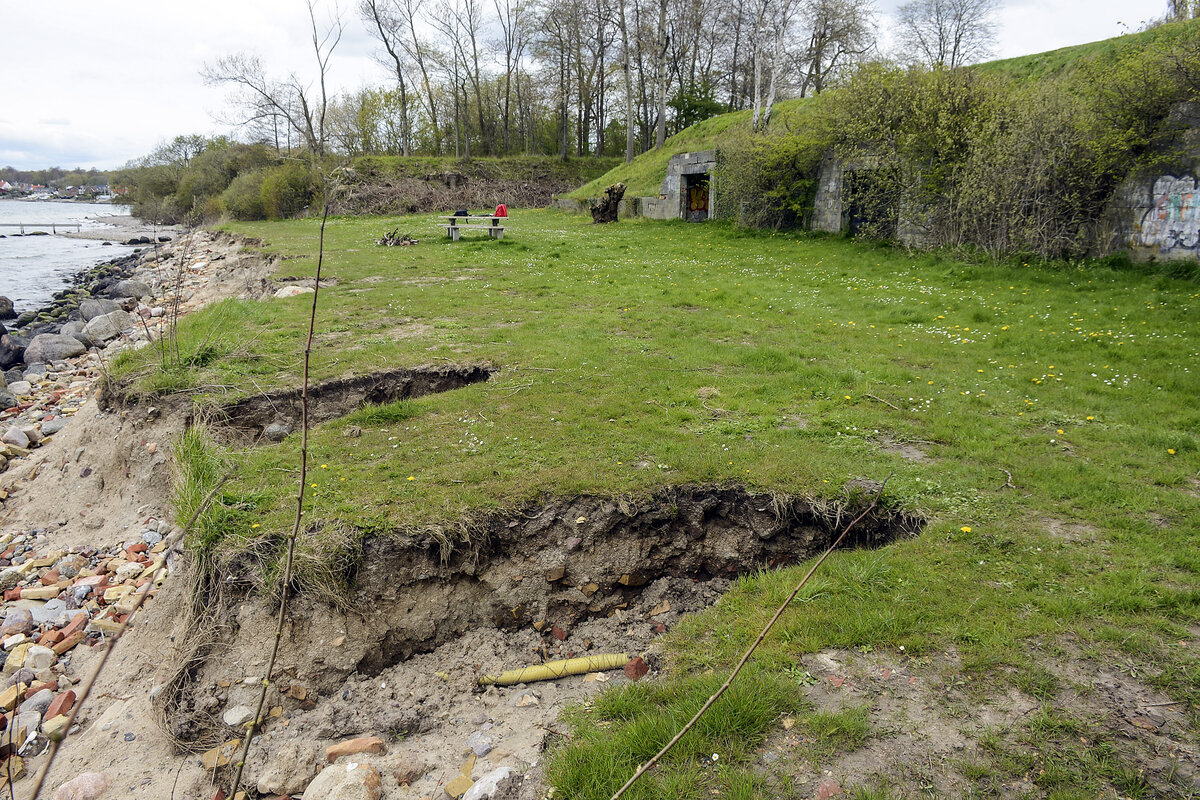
{"left": 439, "top": 215, "right": 507, "bottom": 241}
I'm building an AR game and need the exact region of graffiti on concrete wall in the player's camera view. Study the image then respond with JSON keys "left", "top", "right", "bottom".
{"left": 1139, "top": 175, "right": 1200, "bottom": 252}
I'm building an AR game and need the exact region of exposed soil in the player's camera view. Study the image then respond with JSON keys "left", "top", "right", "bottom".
{"left": 190, "top": 363, "right": 496, "bottom": 444}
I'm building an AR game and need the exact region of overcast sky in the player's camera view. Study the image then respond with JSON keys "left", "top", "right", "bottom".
{"left": 0, "top": 0, "right": 1170, "bottom": 170}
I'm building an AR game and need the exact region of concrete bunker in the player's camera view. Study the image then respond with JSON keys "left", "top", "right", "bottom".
{"left": 642, "top": 150, "right": 718, "bottom": 221}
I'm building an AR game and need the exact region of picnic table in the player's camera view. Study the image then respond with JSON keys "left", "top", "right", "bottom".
{"left": 439, "top": 214, "right": 507, "bottom": 241}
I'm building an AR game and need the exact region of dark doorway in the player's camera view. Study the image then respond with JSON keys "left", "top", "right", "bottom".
{"left": 844, "top": 169, "right": 897, "bottom": 238}
{"left": 684, "top": 174, "right": 710, "bottom": 222}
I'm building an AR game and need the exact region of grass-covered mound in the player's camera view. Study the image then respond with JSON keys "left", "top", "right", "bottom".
{"left": 114, "top": 211, "right": 1200, "bottom": 796}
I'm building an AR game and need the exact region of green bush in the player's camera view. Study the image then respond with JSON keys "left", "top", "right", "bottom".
{"left": 220, "top": 170, "right": 267, "bottom": 221}
{"left": 260, "top": 161, "right": 317, "bottom": 219}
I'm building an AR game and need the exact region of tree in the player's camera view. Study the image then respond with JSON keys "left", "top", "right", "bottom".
{"left": 895, "top": 0, "right": 999, "bottom": 69}
{"left": 361, "top": 0, "right": 413, "bottom": 155}
{"left": 795, "top": 0, "right": 876, "bottom": 96}
{"left": 203, "top": 0, "right": 344, "bottom": 156}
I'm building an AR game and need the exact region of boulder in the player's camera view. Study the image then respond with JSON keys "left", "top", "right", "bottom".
{"left": 274, "top": 285, "right": 315, "bottom": 299}
{"left": 0, "top": 297, "right": 13, "bottom": 319}
{"left": 302, "top": 763, "right": 383, "bottom": 800}
{"left": 249, "top": 741, "right": 321, "bottom": 796}
{"left": 23, "top": 334, "right": 85, "bottom": 365}
{"left": 82, "top": 310, "right": 135, "bottom": 344}
{"left": 0, "top": 334, "right": 27, "bottom": 369}
{"left": 59, "top": 321, "right": 92, "bottom": 348}
{"left": 2, "top": 428, "right": 29, "bottom": 449}
{"left": 41, "top": 417, "right": 69, "bottom": 436}
{"left": 111, "top": 279, "right": 151, "bottom": 299}
{"left": 78, "top": 299, "right": 120, "bottom": 321}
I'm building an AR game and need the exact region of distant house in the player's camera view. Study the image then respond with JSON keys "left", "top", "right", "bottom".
{"left": 0, "top": 181, "right": 12, "bottom": 193}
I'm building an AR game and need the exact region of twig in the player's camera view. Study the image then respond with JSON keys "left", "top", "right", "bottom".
{"left": 865, "top": 394, "right": 900, "bottom": 411}
{"left": 999, "top": 468, "right": 1015, "bottom": 490}
{"left": 27, "top": 471, "right": 234, "bottom": 800}
{"left": 1142, "top": 700, "right": 1187, "bottom": 708}
{"left": 609, "top": 473, "right": 893, "bottom": 800}
{"left": 229, "top": 189, "right": 331, "bottom": 797}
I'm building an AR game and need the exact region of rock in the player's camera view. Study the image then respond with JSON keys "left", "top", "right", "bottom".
{"left": 0, "top": 608, "right": 33, "bottom": 637}
{"left": 0, "top": 390, "right": 15, "bottom": 411}
{"left": 393, "top": 758, "right": 429, "bottom": 786}
{"left": 3, "top": 368, "right": 18, "bottom": 384}
{"left": 21, "top": 425, "right": 41, "bottom": 444}
{"left": 0, "top": 298, "right": 13, "bottom": 319}
{"left": 6, "top": 381, "right": 30, "bottom": 396}
{"left": 624, "top": 657, "right": 649, "bottom": 681}
{"left": 2, "top": 428, "right": 28, "bottom": 449}
{"left": 14, "top": 311, "right": 35, "bottom": 326}
{"left": 0, "top": 334, "right": 25, "bottom": 369}
{"left": 78, "top": 299, "right": 120, "bottom": 321}
{"left": 274, "top": 285, "right": 316, "bottom": 298}
{"left": 110, "top": 280, "right": 151, "bottom": 299}
{"left": 462, "top": 767, "right": 515, "bottom": 800}
{"left": 40, "top": 417, "right": 68, "bottom": 436}
{"left": 44, "top": 690, "right": 75, "bottom": 720}
{"left": 82, "top": 310, "right": 134, "bottom": 344}
{"left": 19, "top": 688, "right": 53, "bottom": 717}
{"left": 303, "top": 762, "right": 383, "bottom": 800}
{"left": 250, "top": 741, "right": 320, "bottom": 795}
{"left": 326, "top": 735, "right": 386, "bottom": 762}
{"left": 50, "top": 771, "right": 110, "bottom": 800}
{"left": 24, "top": 645, "right": 55, "bottom": 671}
{"left": 115, "top": 562, "right": 142, "bottom": 582}
{"left": 223, "top": 704, "right": 255, "bottom": 727}
{"left": 0, "top": 570, "right": 21, "bottom": 592}
{"left": 816, "top": 779, "right": 843, "bottom": 799}
{"left": 200, "top": 738, "right": 243, "bottom": 770}
{"left": 23, "top": 334, "right": 85, "bottom": 365}
{"left": 263, "top": 423, "right": 291, "bottom": 442}
{"left": 466, "top": 730, "right": 493, "bottom": 757}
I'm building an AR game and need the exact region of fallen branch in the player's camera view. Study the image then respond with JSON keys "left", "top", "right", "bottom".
{"left": 610, "top": 474, "right": 893, "bottom": 800}
{"left": 999, "top": 468, "right": 1015, "bottom": 490}
{"left": 866, "top": 393, "right": 900, "bottom": 411}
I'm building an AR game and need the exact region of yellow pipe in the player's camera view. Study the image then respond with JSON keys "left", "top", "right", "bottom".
{"left": 478, "top": 653, "right": 631, "bottom": 686}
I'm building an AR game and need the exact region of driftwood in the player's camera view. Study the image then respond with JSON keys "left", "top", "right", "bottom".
{"left": 590, "top": 182, "right": 626, "bottom": 224}
{"left": 376, "top": 229, "right": 419, "bottom": 246}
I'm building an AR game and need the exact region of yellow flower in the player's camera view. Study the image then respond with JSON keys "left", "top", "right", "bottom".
{"left": 407, "top": 475, "right": 416, "bottom": 480}
{"left": 1086, "top": 416, "right": 1094, "bottom": 421}
{"left": 1057, "top": 429, "right": 1063, "bottom": 435}
{"left": 251, "top": 524, "right": 260, "bottom": 529}
{"left": 844, "top": 395, "right": 851, "bottom": 400}
{"left": 960, "top": 526, "right": 972, "bottom": 533}
{"left": 1168, "top": 449, "right": 1176, "bottom": 455}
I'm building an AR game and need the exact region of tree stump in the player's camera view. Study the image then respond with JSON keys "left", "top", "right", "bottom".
{"left": 590, "top": 182, "right": 626, "bottom": 224}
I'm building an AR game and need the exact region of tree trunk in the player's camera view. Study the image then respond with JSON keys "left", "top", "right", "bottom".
{"left": 590, "top": 182, "right": 626, "bottom": 223}
{"left": 653, "top": 0, "right": 669, "bottom": 149}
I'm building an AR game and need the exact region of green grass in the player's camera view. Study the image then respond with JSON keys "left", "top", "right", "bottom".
{"left": 124, "top": 209, "right": 1200, "bottom": 794}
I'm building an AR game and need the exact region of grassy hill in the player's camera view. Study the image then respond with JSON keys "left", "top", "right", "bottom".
{"left": 567, "top": 99, "right": 813, "bottom": 199}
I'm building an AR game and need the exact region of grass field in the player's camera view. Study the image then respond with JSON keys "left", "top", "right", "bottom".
{"left": 115, "top": 210, "right": 1200, "bottom": 797}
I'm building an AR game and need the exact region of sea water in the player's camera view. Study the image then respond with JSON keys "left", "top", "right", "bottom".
{"left": 0, "top": 199, "right": 138, "bottom": 311}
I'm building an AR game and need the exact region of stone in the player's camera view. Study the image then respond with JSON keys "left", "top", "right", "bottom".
{"left": 0, "top": 570, "right": 20, "bottom": 592}
{"left": 111, "top": 280, "right": 151, "bottom": 299}
{"left": 0, "top": 683, "right": 26, "bottom": 711}
{"left": 0, "top": 335, "right": 27, "bottom": 370}
{"left": 23, "top": 334, "right": 85, "bottom": 365}
{"left": 249, "top": 740, "right": 320, "bottom": 795}
{"left": 465, "top": 731, "right": 493, "bottom": 757}
{"left": 273, "top": 285, "right": 316, "bottom": 299}
{"left": 30, "top": 598, "right": 68, "bottom": 626}
{"left": 49, "top": 771, "right": 110, "bottom": 800}
{"left": 78, "top": 299, "right": 120, "bottom": 321}
{"left": 115, "top": 562, "right": 143, "bottom": 582}
{"left": 40, "top": 417, "right": 69, "bottom": 436}
{"left": 303, "top": 762, "right": 383, "bottom": 800}
{"left": 461, "top": 767, "right": 514, "bottom": 800}
{"left": 5, "top": 381, "right": 30, "bottom": 396}
{"left": 223, "top": 705, "right": 255, "bottom": 727}
{"left": 41, "top": 714, "right": 69, "bottom": 739}
{"left": 445, "top": 774, "right": 475, "bottom": 799}
{"left": 0, "top": 391, "right": 15, "bottom": 411}
{"left": 815, "top": 779, "right": 843, "bottom": 800}
{"left": 326, "top": 735, "right": 386, "bottom": 762}
{"left": 22, "top": 583, "right": 65, "bottom": 600}
{"left": 624, "top": 657, "right": 649, "bottom": 681}
{"left": 262, "top": 423, "right": 291, "bottom": 442}
{"left": 1, "top": 429, "right": 28, "bottom": 449}
{"left": 0, "top": 608, "right": 32, "bottom": 637}
{"left": 24, "top": 645, "right": 55, "bottom": 671}
{"left": 393, "top": 758, "right": 429, "bottom": 785}
{"left": 0, "top": 298, "right": 12, "bottom": 320}
{"left": 19, "top": 688, "right": 53, "bottom": 717}
{"left": 82, "top": 310, "right": 135, "bottom": 344}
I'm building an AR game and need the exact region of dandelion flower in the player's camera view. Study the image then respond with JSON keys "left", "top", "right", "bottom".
{"left": 844, "top": 395, "right": 851, "bottom": 400}
{"left": 961, "top": 526, "right": 972, "bottom": 533}
{"left": 407, "top": 475, "right": 416, "bottom": 480}
{"left": 1168, "top": 448, "right": 1176, "bottom": 455}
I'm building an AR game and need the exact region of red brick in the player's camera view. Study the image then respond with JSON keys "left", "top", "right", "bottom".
{"left": 36, "top": 631, "right": 64, "bottom": 646}
{"left": 3, "top": 589, "right": 20, "bottom": 602}
{"left": 28, "top": 680, "right": 57, "bottom": 695}
{"left": 326, "top": 736, "right": 386, "bottom": 763}
{"left": 127, "top": 543, "right": 148, "bottom": 555}
{"left": 61, "top": 613, "right": 88, "bottom": 638}
{"left": 44, "top": 691, "right": 75, "bottom": 721}
{"left": 52, "top": 631, "right": 86, "bottom": 655}
{"left": 624, "top": 657, "right": 649, "bottom": 681}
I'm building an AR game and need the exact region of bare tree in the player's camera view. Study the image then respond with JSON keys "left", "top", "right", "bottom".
{"left": 795, "top": 0, "right": 876, "bottom": 96}
{"left": 361, "top": 0, "right": 412, "bottom": 155}
{"left": 203, "top": 1, "right": 344, "bottom": 156}
{"left": 750, "top": 0, "right": 796, "bottom": 132}
{"left": 652, "top": 0, "right": 670, "bottom": 147}
{"left": 895, "top": 0, "right": 999, "bottom": 69}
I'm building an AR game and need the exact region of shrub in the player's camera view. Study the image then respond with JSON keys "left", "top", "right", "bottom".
{"left": 220, "top": 170, "right": 267, "bottom": 221}
{"left": 260, "top": 161, "right": 317, "bottom": 219}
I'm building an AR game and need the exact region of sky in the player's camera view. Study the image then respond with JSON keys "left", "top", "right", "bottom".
{"left": 0, "top": 0, "right": 1172, "bottom": 171}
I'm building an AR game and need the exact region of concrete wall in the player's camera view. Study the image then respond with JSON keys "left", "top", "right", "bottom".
{"left": 812, "top": 157, "right": 844, "bottom": 233}
{"left": 661, "top": 150, "right": 718, "bottom": 221}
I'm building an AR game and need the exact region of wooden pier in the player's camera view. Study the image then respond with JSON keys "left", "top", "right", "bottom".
{"left": 0, "top": 222, "right": 82, "bottom": 235}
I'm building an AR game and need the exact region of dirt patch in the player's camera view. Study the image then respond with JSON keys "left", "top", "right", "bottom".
{"left": 878, "top": 435, "right": 930, "bottom": 463}
{"left": 194, "top": 363, "right": 495, "bottom": 443}
{"left": 1043, "top": 517, "right": 1098, "bottom": 542}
